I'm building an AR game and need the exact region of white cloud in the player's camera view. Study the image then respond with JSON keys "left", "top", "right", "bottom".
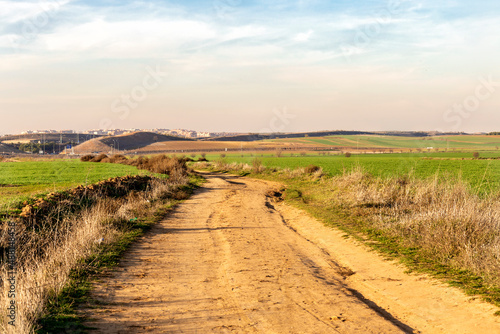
{"left": 0, "top": 0, "right": 72, "bottom": 23}
{"left": 41, "top": 18, "right": 216, "bottom": 56}
{"left": 293, "top": 29, "right": 313, "bottom": 42}
{"left": 224, "top": 25, "right": 268, "bottom": 40}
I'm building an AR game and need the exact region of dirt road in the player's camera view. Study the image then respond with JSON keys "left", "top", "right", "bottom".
{"left": 83, "top": 173, "right": 500, "bottom": 333}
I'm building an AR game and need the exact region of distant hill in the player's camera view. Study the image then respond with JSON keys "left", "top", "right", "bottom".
{"left": 1, "top": 133, "right": 100, "bottom": 144}
{"left": 73, "top": 132, "right": 189, "bottom": 154}
{"left": 202, "top": 130, "right": 441, "bottom": 142}
{"left": 0, "top": 143, "right": 23, "bottom": 154}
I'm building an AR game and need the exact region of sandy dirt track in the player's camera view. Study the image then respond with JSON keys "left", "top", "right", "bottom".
{"left": 82, "top": 173, "right": 500, "bottom": 333}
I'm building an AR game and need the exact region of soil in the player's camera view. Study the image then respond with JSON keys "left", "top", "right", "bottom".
{"left": 81, "top": 172, "right": 500, "bottom": 333}
{"left": 133, "top": 140, "right": 315, "bottom": 153}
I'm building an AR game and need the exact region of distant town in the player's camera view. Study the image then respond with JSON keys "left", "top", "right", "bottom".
{"left": 10, "top": 129, "right": 242, "bottom": 139}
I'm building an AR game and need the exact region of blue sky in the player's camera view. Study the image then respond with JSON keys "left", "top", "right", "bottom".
{"left": 0, "top": 0, "right": 499, "bottom": 134}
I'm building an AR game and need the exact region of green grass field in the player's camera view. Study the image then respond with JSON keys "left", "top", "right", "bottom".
{"left": 208, "top": 151, "right": 500, "bottom": 193}
{"left": 266, "top": 135, "right": 500, "bottom": 150}
{"left": 0, "top": 159, "right": 143, "bottom": 209}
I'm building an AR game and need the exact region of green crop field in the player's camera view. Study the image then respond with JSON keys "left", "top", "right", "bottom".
{"left": 208, "top": 151, "right": 500, "bottom": 194}
{"left": 0, "top": 159, "right": 143, "bottom": 209}
{"left": 265, "top": 135, "right": 500, "bottom": 150}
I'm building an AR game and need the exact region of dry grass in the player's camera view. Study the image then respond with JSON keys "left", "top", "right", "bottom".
{"left": 329, "top": 168, "right": 500, "bottom": 284}
{"left": 0, "top": 174, "right": 190, "bottom": 333}
{"left": 277, "top": 165, "right": 323, "bottom": 180}
{"left": 81, "top": 154, "right": 191, "bottom": 179}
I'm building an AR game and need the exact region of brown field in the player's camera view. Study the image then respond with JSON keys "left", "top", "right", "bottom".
{"left": 132, "top": 140, "right": 320, "bottom": 152}
{"left": 72, "top": 131, "right": 326, "bottom": 154}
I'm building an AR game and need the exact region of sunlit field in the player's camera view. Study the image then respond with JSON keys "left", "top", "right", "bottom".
{"left": 0, "top": 159, "right": 143, "bottom": 209}
{"left": 207, "top": 151, "right": 500, "bottom": 194}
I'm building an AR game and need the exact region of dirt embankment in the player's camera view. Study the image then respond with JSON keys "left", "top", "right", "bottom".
{"left": 82, "top": 173, "right": 500, "bottom": 333}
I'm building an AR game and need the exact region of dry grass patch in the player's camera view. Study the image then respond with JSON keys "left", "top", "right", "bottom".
{"left": 328, "top": 168, "right": 500, "bottom": 285}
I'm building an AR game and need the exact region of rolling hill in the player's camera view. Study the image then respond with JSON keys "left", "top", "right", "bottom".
{"left": 73, "top": 132, "right": 189, "bottom": 154}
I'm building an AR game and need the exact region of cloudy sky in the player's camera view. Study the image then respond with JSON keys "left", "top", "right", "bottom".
{"left": 0, "top": 0, "right": 499, "bottom": 134}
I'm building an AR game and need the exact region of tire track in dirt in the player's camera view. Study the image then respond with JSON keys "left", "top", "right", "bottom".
{"left": 83, "top": 172, "right": 464, "bottom": 333}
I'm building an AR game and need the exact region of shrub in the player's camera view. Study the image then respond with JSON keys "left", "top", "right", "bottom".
{"left": 145, "top": 155, "right": 188, "bottom": 176}
{"left": 109, "top": 154, "right": 128, "bottom": 164}
{"left": 300, "top": 152, "right": 307, "bottom": 156}
{"left": 91, "top": 154, "right": 108, "bottom": 162}
{"left": 252, "top": 158, "right": 265, "bottom": 173}
{"left": 305, "top": 165, "right": 321, "bottom": 174}
{"left": 200, "top": 152, "right": 207, "bottom": 158}
{"left": 345, "top": 152, "right": 352, "bottom": 158}
{"left": 80, "top": 154, "right": 95, "bottom": 162}
{"left": 473, "top": 152, "right": 480, "bottom": 159}
{"left": 128, "top": 156, "right": 150, "bottom": 169}
{"left": 220, "top": 153, "right": 226, "bottom": 158}
{"left": 275, "top": 149, "right": 283, "bottom": 157}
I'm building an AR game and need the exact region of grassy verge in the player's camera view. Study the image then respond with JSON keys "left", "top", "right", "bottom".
{"left": 36, "top": 175, "right": 204, "bottom": 333}
{"left": 194, "top": 161, "right": 500, "bottom": 312}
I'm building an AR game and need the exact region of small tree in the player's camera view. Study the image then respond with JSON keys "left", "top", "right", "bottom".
{"left": 275, "top": 149, "right": 283, "bottom": 158}
{"left": 473, "top": 152, "right": 480, "bottom": 159}
{"left": 345, "top": 152, "right": 352, "bottom": 158}
{"left": 220, "top": 153, "right": 226, "bottom": 158}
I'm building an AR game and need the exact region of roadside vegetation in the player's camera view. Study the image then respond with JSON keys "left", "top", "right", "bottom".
{"left": 194, "top": 156, "right": 500, "bottom": 310}
{"left": 0, "top": 155, "right": 201, "bottom": 333}
{"left": 79, "top": 153, "right": 193, "bottom": 177}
